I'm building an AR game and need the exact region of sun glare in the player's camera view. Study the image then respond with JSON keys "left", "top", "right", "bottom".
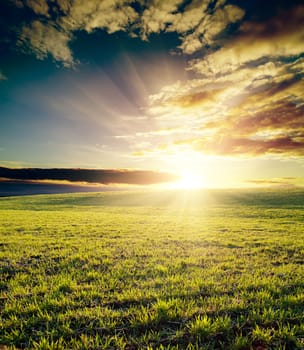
{"left": 173, "top": 171, "right": 204, "bottom": 189}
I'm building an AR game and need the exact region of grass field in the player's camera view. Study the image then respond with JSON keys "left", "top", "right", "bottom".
{"left": 0, "top": 189, "right": 304, "bottom": 349}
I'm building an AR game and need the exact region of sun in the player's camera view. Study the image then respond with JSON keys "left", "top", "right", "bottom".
{"left": 172, "top": 171, "right": 205, "bottom": 189}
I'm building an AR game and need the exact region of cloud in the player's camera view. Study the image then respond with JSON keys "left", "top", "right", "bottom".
{"left": 58, "top": 0, "right": 138, "bottom": 33}
{"left": 9, "top": 1, "right": 302, "bottom": 69}
{"left": 0, "top": 167, "right": 178, "bottom": 185}
{"left": 189, "top": 5, "right": 304, "bottom": 76}
{"left": 132, "top": 3, "right": 304, "bottom": 159}
{"left": 18, "top": 20, "right": 74, "bottom": 66}
{"left": 139, "top": 0, "right": 183, "bottom": 39}
{"left": 166, "top": 0, "right": 209, "bottom": 34}
{"left": 13, "top": 0, "right": 245, "bottom": 65}
{"left": 167, "top": 87, "right": 229, "bottom": 109}
{"left": 139, "top": 130, "right": 304, "bottom": 157}
{"left": 139, "top": 0, "right": 244, "bottom": 54}
{"left": 177, "top": 4, "right": 245, "bottom": 54}
{"left": 142, "top": 79, "right": 304, "bottom": 157}
{"left": 147, "top": 58, "right": 296, "bottom": 117}
{"left": 15, "top": 0, "right": 138, "bottom": 65}
{"left": 25, "top": 0, "right": 50, "bottom": 17}
{"left": 191, "top": 135, "right": 304, "bottom": 157}
{"left": 224, "top": 100, "right": 304, "bottom": 135}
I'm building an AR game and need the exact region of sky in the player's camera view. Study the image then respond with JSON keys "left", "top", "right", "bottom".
{"left": 0, "top": 0, "right": 303, "bottom": 190}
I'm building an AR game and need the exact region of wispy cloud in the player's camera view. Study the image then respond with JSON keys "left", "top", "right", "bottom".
{"left": 18, "top": 20, "right": 74, "bottom": 66}
{"left": 190, "top": 135, "right": 304, "bottom": 157}
{"left": 246, "top": 177, "right": 304, "bottom": 188}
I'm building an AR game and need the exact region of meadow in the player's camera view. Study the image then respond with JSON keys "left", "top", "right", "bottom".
{"left": 0, "top": 189, "right": 303, "bottom": 349}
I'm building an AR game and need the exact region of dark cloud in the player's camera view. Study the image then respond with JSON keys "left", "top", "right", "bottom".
{"left": 192, "top": 135, "right": 304, "bottom": 156}
{"left": 239, "top": 5, "right": 304, "bottom": 39}
{"left": 232, "top": 103, "right": 304, "bottom": 134}
{"left": 189, "top": 4, "right": 304, "bottom": 76}
{"left": 0, "top": 167, "right": 178, "bottom": 185}
{"left": 204, "top": 99, "right": 304, "bottom": 135}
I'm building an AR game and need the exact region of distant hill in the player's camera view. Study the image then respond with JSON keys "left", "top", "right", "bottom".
{"left": 0, "top": 180, "right": 117, "bottom": 197}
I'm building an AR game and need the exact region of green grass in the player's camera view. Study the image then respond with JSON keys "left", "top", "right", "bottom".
{"left": 0, "top": 189, "right": 304, "bottom": 349}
